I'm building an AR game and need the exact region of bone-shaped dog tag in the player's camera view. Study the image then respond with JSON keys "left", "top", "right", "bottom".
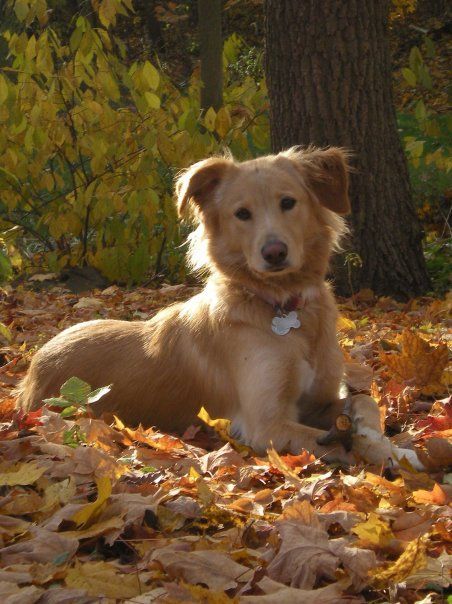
{"left": 271, "top": 311, "right": 301, "bottom": 336}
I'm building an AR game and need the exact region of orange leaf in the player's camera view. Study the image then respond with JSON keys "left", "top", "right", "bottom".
{"left": 380, "top": 330, "right": 448, "bottom": 394}
{"left": 412, "top": 483, "right": 448, "bottom": 505}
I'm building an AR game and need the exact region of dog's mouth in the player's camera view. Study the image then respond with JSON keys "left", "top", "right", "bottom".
{"left": 251, "top": 262, "right": 296, "bottom": 278}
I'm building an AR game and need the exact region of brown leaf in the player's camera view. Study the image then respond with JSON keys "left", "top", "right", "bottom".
{"left": 0, "top": 528, "right": 78, "bottom": 565}
{"left": 0, "top": 582, "right": 44, "bottom": 604}
{"left": 345, "top": 361, "right": 373, "bottom": 391}
{"left": 242, "top": 577, "right": 358, "bottom": 603}
{"left": 65, "top": 560, "right": 143, "bottom": 599}
{"left": 268, "top": 519, "right": 375, "bottom": 590}
{"left": 153, "top": 549, "right": 252, "bottom": 590}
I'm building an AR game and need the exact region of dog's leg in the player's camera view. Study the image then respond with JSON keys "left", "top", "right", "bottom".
{"left": 232, "top": 360, "right": 354, "bottom": 464}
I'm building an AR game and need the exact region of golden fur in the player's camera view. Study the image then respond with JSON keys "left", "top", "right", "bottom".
{"left": 17, "top": 147, "right": 382, "bottom": 461}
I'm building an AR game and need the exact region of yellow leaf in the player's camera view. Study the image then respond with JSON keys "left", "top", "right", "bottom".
{"left": 204, "top": 107, "right": 216, "bottom": 132}
{"left": 71, "top": 476, "right": 111, "bottom": 527}
{"left": 197, "top": 407, "right": 252, "bottom": 454}
{"left": 215, "top": 106, "right": 232, "bottom": 138}
{"left": 144, "top": 91, "right": 160, "bottom": 109}
{"left": 0, "top": 461, "right": 47, "bottom": 486}
{"left": 352, "top": 512, "right": 395, "bottom": 547}
{"left": 0, "top": 322, "right": 12, "bottom": 343}
{"left": 142, "top": 61, "right": 160, "bottom": 89}
{"left": 337, "top": 316, "right": 357, "bottom": 332}
{"left": 380, "top": 330, "right": 448, "bottom": 394}
{"left": 370, "top": 535, "right": 428, "bottom": 588}
{"left": 198, "top": 406, "right": 231, "bottom": 441}
{"left": 65, "top": 560, "right": 142, "bottom": 599}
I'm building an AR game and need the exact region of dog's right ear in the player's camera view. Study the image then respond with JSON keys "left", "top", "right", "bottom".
{"left": 175, "top": 157, "right": 233, "bottom": 219}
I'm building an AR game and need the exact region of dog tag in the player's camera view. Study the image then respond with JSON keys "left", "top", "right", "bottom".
{"left": 271, "top": 311, "right": 300, "bottom": 336}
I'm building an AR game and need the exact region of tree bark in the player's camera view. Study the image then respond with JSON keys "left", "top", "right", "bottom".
{"left": 264, "top": 0, "right": 431, "bottom": 299}
{"left": 198, "top": 0, "right": 223, "bottom": 111}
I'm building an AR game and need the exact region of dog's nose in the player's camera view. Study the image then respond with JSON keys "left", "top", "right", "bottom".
{"left": 261, "top": 240, "right": 288, "bottom": 266}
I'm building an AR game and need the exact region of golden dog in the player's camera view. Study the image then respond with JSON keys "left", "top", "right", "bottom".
{"left": 17, "top": 147, "right": 383, "bottom": 462}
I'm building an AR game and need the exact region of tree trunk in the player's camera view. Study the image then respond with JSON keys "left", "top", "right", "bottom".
{"left": 264, "top": 0, "right": 431, "bottom": 299}
{"left": 198, "top": 0, "right": 223, "bottom": 111}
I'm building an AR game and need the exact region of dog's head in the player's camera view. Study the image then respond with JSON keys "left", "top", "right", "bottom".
{"left": 175, "top": 147, "right": 351, "bottom": 288}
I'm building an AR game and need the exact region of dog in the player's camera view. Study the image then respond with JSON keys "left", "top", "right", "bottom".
{"left": 17, "top": 147, "right": 384, "bottom": 463}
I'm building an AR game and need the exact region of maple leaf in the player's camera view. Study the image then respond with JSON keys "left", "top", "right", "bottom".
{"left": 268, "top": 519, "right": 376, "bottom": 590}
{"left": 65, "top": 560, "right": 143, "bottom": 599}
{"left": 0, "top": 461, "right": 47, "bottom": 487}
{"left": 380, "top": 330, "right": 448, "bottom": 394}
{"left": 370, "top": 535, "right": 428, "bottom": 588}
{"left": 412, "top": 483, "right": 448, "bottom": 505}
{"left": 352, "top": 512, "right": 395, "bottom": 547}
{"left": 153, "top": 549, "right": 252, "bottom": 590}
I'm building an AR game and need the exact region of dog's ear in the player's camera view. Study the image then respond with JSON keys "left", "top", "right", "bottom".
{"left": 281, "top": 147, "right": 352, "bottom": 215}
{"left": 175, "top": 157, "right": 234, "bottom": 219}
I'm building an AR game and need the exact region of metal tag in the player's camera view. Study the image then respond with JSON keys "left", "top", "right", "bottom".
{"left": 271, "top": 310, "right": 301, "bottom": 336}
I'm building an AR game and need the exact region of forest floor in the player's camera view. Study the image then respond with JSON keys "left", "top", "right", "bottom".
{"left": 0, "top": 283, "right": 450, "bottom": 603}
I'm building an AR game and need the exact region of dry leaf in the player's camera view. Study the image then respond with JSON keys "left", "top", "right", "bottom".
{"left": 0, "top": 529, "right": 78, "bottom": 564}
{"left": 153, "top": 549, "right": 251, "bottom": 590}
{"left": 352, "top": 512, "right": 395, "bottom": 547}
{"left": 0, "top": 462, "right": 47, "bottom": 486}
{"left": 404, "top": 551, "right": 452, "bottom": 589}
{"left": 71, "top": 476, "right": 111, "bottom": 526}
{"left": 380, "top": 330, "right": 448, "bottom": 394}
{"left": 65, "top": 560, "right": 143, "bottom": 599}
{"left": 242, "top": 577, "right": 355, "bottom": 603}
{"left": 268, "top": 520, "right": 375, "bottom": 590}
{"left": 412, "top": 483, "right": 448, "bottom": 505}
{"left": 370, "top": 535, "right": 428, "bottom": 587}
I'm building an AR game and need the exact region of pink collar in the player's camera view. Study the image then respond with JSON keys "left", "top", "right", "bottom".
{"left": 247, "top": 287, "right": 319, "bottom": 313}
{"left": 274, "top": 295, "right": 301, "bottom": 313}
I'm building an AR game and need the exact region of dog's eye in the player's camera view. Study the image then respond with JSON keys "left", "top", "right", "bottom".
{"left": 235, "top": 207, "right": 252, "bottom": 221}
{"left": 280, "top": 197, "right": 296, "bottom": 211}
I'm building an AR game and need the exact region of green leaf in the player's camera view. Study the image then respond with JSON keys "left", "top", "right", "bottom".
{"left": 43, "top": 396, "right": 77, "bottom": 409}
{"left": 401, "top": 68, "right": 416, "bottom": 87}
{"left": 60, "top": 377, "right": 92, "bottom": 404}
{"left": 142, "top": 61, "right": 160, "bottom": 90}
{"left": 144, "top": 91, "right": 160, "bottom": 109}
{"left": 0, "top": 322, "right": 12, "bottom": 342}
{"left": 13, "top": 0, "right": 29, "bottom": 21}
{"left": 0, "top": 75, "right": 8, "bottom": 105}
{"left": 61, "top": 406, "right": 79, "bottom": 419}
{"left": 415, "top": 100, "right": 426, "bottom": 122}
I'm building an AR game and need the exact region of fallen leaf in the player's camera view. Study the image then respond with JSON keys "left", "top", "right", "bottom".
{"left": 0, "top": 462, "right": 47, "bottom": 487}
{"left": 0, "top": 529, "right": 78, "bottom": 564}
{"left": 404, "top": 551, "right": 452, "bottom": 589}
{"left": 242, "top": 577, "right": 355, "bottom": 603}
{"left": 153, "top": 549, "right": 251, "bottom": 590}
{"left": 71, "top": 476, "right": 111, "bottom": 527}
{"left": 370, "top": 535, "right": 428, "bottom": 587}
{"left": 268, "top": 519, "right": 375, "bottom": 590}
{"left": 66, "top": 561, "right": 143, "bottom": 598}
{"left": 352, "top": 512, "right": 395, "bottom": 547}
{"left": 412, "top": 483, "right": 448, "bottom": 505}
{"left": 380, "top": 330, "right": 448, "bottom": 394}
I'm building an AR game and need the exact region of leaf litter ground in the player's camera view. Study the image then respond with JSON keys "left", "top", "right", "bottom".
{"left": 0, "top": 284, "right": 450, "bottom": 603}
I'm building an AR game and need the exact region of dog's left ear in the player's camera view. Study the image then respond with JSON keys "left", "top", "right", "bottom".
{"left": 281, "top": 147, "right": 352, "bottom": 215}
{"left": 175, "top": 157, "right": 234, "bottom": 219}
